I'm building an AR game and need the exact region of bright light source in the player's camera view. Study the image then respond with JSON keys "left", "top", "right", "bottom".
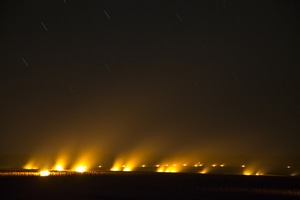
{"left": 194, "top": 164, "right": 198, "bottom": 167}
{"left": 243, "top": 170, "right": 252, "bottom": 176}
{"left": 111, "top": 167, "right": 120, "bottom": 171}
{"left": 241, "top": 165, "right": 245, "bottom": 168}
{"left": 173, "top": 164, "right": 177, "bottom": 167}
{"left": 123, "top": 167, "right": 131, "bottom": 172}
{"left": 183, "top": 164, "right": 187, "bottom": 167}
{"left": 287, "top": 166, "right": 291, "bottom": 169}
{"left": 155, "top": 164, "right": 160, "bottom": 167}
{"left": 55, "top": 165, "right": 64, "bottom": 171}
{"left": 98, "top": 165, "right": 102, "bottom": 168}
{"left": 141, "top": 164, "right": 146, "bottom": 168}
{"left": 220, "top": 164, "right": 225, "bottom": 167}
{"left": 40, "top": 170, "right": 50, "bottom": 177}
{"left": 211, "top": 164, "right": 216, "bottom": 167}
{"left": 75, "top": 166, "right": 86, "bottom": 173}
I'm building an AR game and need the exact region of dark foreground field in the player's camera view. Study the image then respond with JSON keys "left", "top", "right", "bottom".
{"left": 1, "top": 172, "right": 300, "bottom": 200}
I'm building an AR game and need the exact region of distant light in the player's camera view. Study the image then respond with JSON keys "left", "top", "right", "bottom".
{"left": 111, "top": 167, "right": 119, "bottom": 171}
{"left": 173, "top": 164, "right": 177, "bottom": 167}
{"left": 241, "top": 165, "right": 245, "bottom": 168}
{"left": 123, "top": 167, "right": 131, "bottom": 172}
{"left": 155, "top": 164, "right": 160, "bottom": 167}
{"left": 141, "top": 164, "right": 146, "bottom": 168}
{"left": 183, "top": 164, "right": 187, "bottom": 167}
{"left": 55, "top": 165, "right": 64, "bottom": 171}
{"left": 157, "top": 169, "right": 163, "bottom": 172}
{"left": 220, "top": 164, "right": 225, "bottom": 167}
{"left": 211, "top": 164, "right": 216, "bottom": 167}
{"left": 75, "top": 166, "right": 86, "bottom": 173}
{"left": 98, "top": 165, "right": 102, "bottom": 168}
{"left": 165, "top": 164, "right": 169, "bottom": 167}
{"left": 40, "top": 170, "right": 50, "bottom": 177}
{"left": 194, "top": 164, "right": 198, "bottom": 167}
{"left": 243, "top": 170, "right": 252, "bottom": 176}
{"left": 287, "top": 166, "right": 291, "bottom": 169}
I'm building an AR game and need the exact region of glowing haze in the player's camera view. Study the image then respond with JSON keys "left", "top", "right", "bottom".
{"left": 0, "top": 1, "right": 299, "bottom": 170}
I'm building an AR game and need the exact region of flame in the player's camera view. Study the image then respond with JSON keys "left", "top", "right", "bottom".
{"left": 75, "top": 166, "right": 86, "bottom": 172}
{"left": 40, "top": 170, "right": 50, "bottom": 176}
{"left": 54, "top": 165, "right": 64, "bottom": 171}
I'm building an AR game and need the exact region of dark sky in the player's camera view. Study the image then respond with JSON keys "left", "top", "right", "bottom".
{"left": 0, "top": 0, "right": 300, "bottom": 163}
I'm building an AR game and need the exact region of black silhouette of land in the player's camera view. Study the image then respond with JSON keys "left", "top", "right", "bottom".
{"left": 1, "top": 172, "right": 300, "bottom": 200}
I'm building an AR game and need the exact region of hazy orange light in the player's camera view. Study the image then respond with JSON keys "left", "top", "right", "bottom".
{"left": 24, "top": 162, "right": 38, "bottom": 170}
{"left": 111, "top": 167, "right": 120, "bottom": 171}
{"left": 123, "top": 167, "right": 131, "bottom": 172}
{"left": 75, "top": 166, "right": 86, "bottom": 173}
{"left": 54, "top": 165, "right": 64, "bottom": 171}
{"left": 220, "top": 164, "right": 225, "bottom": 167}
{"left": 40, "top": 170, "right": 50, "bottom": 176}
{"left": 243, "top": 170, "right": 252, "bottom": 176}
{"left": 255, "top": 172, "right": 263, "bottom": 176}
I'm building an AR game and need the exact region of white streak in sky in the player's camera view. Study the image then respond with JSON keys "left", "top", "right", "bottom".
{"left": 176, "top": 13, "right": 183, "bottom": 22}
{"left": 104, "top": 10, "right": 111, "bottom": 20}
{"left": 21, "top": 57, "right": 28, "bottom": 66}
{"left": 105, "top": 64, "right": 111, "bottom": 72}
{"left": 68, "top": 85, "right": 76, "bottom": 94}
{"left": 41, "top": 22, "right": 48, "bottom": 31}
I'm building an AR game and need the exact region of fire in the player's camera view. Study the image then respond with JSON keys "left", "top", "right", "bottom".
{"left": 40, "top": 170, "right": 50, "bottom": 176}
{"left": 75, "top": 166, "right": 86, "bottom": 173}
{"left": 54, "top": 165, "right": 64, "bottom": 171}
{"left": 123, "top": 167, "right": 131, "bottom": 172}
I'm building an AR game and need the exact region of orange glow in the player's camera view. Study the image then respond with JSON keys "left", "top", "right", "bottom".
{"left": 54, "top": 165, "right": 64, "bottom": 171}
{"left": 111, "top": 167, "right": 120, "bottom": 171}
{"left": 243, "top": 169, "right": 253, "bottom": 176}
{"left": 123, "top": 167, "right": 131, "bottom": 172}
{"left": 24, "top": 161, "right": 38, "bottom": 170}
{"left": 199, "top": 167, "right": 209, "bottom": 174}
{"left": 75, "top": 166, "right": 86, "bottom": 173}
{"left": 40, "top": 170, "right": 50, "bottom": 176}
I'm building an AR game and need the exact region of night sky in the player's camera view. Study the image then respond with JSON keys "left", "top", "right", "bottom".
{"left": 0, "top": 0, "right": 300, "bottom": 166}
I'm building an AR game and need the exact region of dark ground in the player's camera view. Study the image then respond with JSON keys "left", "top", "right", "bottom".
{"left": 0, "top": 172, "right": 300, "bottom": 200}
